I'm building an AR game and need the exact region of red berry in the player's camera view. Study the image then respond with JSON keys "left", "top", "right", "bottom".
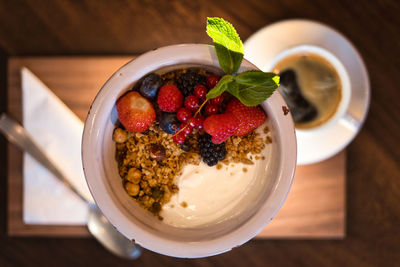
{"left": 116, "top": 91, "right": 156, "bottom": 132}
{"left": 157, "top": 85, "right": 183, "bottom": 112}
{"left": 189, "top": 115, "right": 205, "bottom": 130}
{"left": 207, "top": 75, "right": 220, "bottom": 89}
{"left": 210, "top": 95, "right": 224, "bottom": 105}
{"left": 177, "top": 107, "right": 192, "bottom": 122}
{"left": 173, "top": 131, "right": 186, "bottom": 144}
{"left": 225, "top": 98, "right": 267, "bottom": 136}
{"left": 194, "top": 85, "right": 207, "bottom": 99}
{"left": 203, "top": 113, "right": 239, "bottom": 144}
{"left": 184, "top": 95, "right": 200, "bottom": 112}
{"left": 180, "top": 122, "right": 193, "bottom": 135}
{"left": 205, "top": 103, "right": 219, "bottom": 116}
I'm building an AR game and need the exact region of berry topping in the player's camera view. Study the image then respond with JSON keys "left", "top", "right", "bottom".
{"left": 203, "top": 113, "right": 239, "bottom": 144}
{"left": 176, "top": 107, "right": 192, "bottom": 122}
{"left": 180, "top": 122, "right": 193, "bottom": 136}
{"left": 205, "top": 103, "right": 219, "bottom": 116}
{"left": 159, "top": 112, "right": 179, "bottom": 134}
{"left": 184, "top": 95, "right": 200, "bottom": 112}
{"left": 157, "top": 85, "right": 183, "bottom": 112}
{"left": 116, "top": 91, "right": 156, "bottom": 132}
{"left": 225, "top": 98, "right": 267, "bottom": 136}
{"left": 139, "top": 73, "right": 164, "bottom": 100}
{"left": 210, "top": 94, "right": 224, "bottom": 105}
{"left": 173, "top": 131, "right": 186, "bottom": 144}
{"left": 206, "top": 75, "right": 220, "bottom": 89}
{"left": 189, "top": 115, "right": 205, "bottom": 130}
{"left": 198, "top": 134, "right": 226, "bottom": 166}
{"left": 194, "top": 84, "right": 208, "bottom": 99}
{"left": 176, "top": 72, "right": 207, "bottom": 97}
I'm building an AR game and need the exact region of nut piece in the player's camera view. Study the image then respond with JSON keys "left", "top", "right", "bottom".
{"left": 125, "top": 182, "right": 140, "bottom": 196}
{"left": 126, "top": 168, "right": 141, "bottom": 184}
{"left": 113, "top": 128, "right": 128, "bottom": 143}
{"left": 149, "top": 144, "right": 166, "bottom": 162}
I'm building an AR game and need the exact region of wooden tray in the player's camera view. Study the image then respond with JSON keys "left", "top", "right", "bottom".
{"left": 7, "top": 57, "right": 345, "bottom": 238}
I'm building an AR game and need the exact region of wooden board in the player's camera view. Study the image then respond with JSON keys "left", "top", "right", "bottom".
{"left": 7, "top": 57, "right": 345, "bottom": 238}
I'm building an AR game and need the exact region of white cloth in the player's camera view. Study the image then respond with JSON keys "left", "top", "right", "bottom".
{"left": 22, "top": 67, "right": 92, "bottom": 224}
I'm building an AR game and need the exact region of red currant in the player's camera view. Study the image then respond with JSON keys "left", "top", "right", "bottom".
{"left": 189, "top": 115, "right": 205, "bottom": 130}
{"left": 184, "top": 95, "right": 200, "bottom": 112}
{"left": 206, "top": 75, "right": 220, "bottom": 89}
{"left": 205, "top": 103, "right": 219, "bottom": 116}
{"left": 180, "top": 122, "right": 193, "bottom": 135}
{"left": 194, "top": 85, "right": 207, "bottom": 99}
{"left": 210, "top": 95, "right": 224, "bottom": 105}
{"left": 176, "top": 107, "right": 192, "bottom": 122}
{"left": 173, "top": 131, "right": 186, "bottom": 144}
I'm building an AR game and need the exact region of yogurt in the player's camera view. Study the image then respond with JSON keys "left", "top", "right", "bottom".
{"left": 161, "top": 159, "right": 260, "bottom": 227}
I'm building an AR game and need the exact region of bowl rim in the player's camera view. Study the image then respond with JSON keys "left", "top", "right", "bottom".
{"left": 82, "top": 43, "right": 297, "bottom": 258}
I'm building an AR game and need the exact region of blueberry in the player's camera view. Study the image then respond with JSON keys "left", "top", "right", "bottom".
{"left": 139, "top": 73, "right": 163, "bottom": 100}
{"left": 159, "top": 112, "right": 179, "bottom": 134}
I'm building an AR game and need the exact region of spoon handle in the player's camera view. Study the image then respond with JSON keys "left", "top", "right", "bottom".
{"left": 0, "top": 113, "right": 89, "bottom": 204}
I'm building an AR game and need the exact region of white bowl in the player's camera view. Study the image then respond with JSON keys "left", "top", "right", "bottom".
{"left": 82, "top": 44, "right": 296, "bottom": 258}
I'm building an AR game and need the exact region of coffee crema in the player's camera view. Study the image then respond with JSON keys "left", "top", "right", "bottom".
{"left": 273, "top": 52, "right": 342, "bottom": 129}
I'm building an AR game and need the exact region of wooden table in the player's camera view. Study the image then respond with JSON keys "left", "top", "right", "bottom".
{"left": 0, "top": 0, "right": 399, "bottom": 266}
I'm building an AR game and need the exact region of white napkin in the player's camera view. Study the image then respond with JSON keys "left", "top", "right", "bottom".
{"left": 22, "top": 67, "right": 92, "bottom": 224}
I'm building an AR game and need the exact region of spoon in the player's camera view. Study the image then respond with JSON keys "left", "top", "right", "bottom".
{"left": 0, "top": 113, "right": 141, "bottom": 259}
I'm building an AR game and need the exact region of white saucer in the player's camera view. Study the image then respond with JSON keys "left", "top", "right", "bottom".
{"left": 244, "top": 19, "right": 370, "bottom": 165}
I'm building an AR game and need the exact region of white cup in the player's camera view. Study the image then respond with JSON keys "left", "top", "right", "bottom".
{"left": 265, "top": 45, "right": 353, "bottom": 136}
{"left": 82, "top": 44, "right": 296, "bottom": 258}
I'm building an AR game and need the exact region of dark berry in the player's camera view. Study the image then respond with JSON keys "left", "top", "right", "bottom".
{"left": 180, "top": 142, "right": 191, "bottom": 152}
{"left": 159, "top": 112, "right": 179, "bottom": 134}
{"left": 176, "top": 72, "right": 207, "bottom": 97}
{"left": 176, "top": 107, "right": 192, "bottom": 122}
{"left": 139, "top": 73, "right": 164, "bottom": 100}
{"left": 194, "top": 85, "right": 207, "bottom": 99}
{"left": 180, "top": 122, "right": 193, "bottom": 136}
{"left": 198, "top": 134, "right": 226, "bottom": 166}
{"left": 210, "top": 95, "right": 224, "bottom": 105}
{"left": 189, "top": 115, "right": 204, "bottom": 130}
{"left": 173, "top": 131, "right": 186, "bottom": 144}
{"left": 184, "top": 95, "right": 200, "bottom": 111}
{"left": 206, "top": 75, "right": 220, "bottom": 89}
{"left": 205, "top": 103, "right": 219, "bottom": 116}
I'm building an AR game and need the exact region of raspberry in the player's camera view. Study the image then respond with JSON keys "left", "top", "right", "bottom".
{"left": 207, "top": 75, "right": 220, "bottom": 89}
{"left": 157, "top": 85, "right": 183, "bottom": 112}
{"left": 205, "top": 103, "right": 219, "bottom": 116}
{"left": 176, "top": 107, "right": 192, "bottom": 122}
{"left": 225, "top": 98, "right": 267, "bottom": 136}
{"left": 116, "top": 91, "right": 156, "bottom": 132}
{"left": 184, "top": 95, "right": 200, "bottom": 112}
{"left": 203, "top": 113, "right": 239, "bottom": 144}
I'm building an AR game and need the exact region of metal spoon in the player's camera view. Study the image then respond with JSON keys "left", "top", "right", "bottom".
{"left": 0, "top": 113, "right": 141, "bottom": 259}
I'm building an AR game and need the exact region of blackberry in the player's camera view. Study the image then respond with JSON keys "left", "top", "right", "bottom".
{"left": 198, "top": 134, "right": 226, "bottom": 166}
{"left": 176, "top": 72, "right": 207, "bottom": 97}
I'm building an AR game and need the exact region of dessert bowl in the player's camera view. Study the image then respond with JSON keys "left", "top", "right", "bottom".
{"left": 82, "top": 44, "right": 296, "bottom": 258}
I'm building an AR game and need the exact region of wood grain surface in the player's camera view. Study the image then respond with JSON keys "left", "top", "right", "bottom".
{"left": 6, "top": 57, "right": 345, "bottom": 238}
{"left": 0, "top": 0, "right": 399, "bottom": 266}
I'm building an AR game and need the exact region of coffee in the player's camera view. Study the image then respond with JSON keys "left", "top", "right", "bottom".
{"left": 274, "top": 52, "right": 342, "bottom": 129}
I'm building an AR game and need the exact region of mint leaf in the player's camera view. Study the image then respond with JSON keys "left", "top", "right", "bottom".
{"left": 235, "top": 71, "right": 280, "bottom": 88}
{"left": 206, "top": 75, "right": 233, "bottom": 99}
{"left": 206, "top": 17, "right": 244, "bottom": 74}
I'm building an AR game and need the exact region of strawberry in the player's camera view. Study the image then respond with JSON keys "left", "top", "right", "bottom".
{"left": 225, "top": 98, "right": 266, "bottom": 136}
{"left": 203, "top": 113, "right": 239, "bottom": 144}
{"left": 116, "top": 91, "right": 156, "bottom": 132}
{"left": 157, "top": 85, "right": 183, "bottom": 112}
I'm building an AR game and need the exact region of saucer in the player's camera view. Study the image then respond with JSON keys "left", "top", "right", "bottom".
{"left": 244, "top": 19, "right": 370, "bottom": 165}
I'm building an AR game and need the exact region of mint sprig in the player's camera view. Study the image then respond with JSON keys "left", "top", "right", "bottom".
{"left": 206, "top": 17, "right": 280, "bottom": 106}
